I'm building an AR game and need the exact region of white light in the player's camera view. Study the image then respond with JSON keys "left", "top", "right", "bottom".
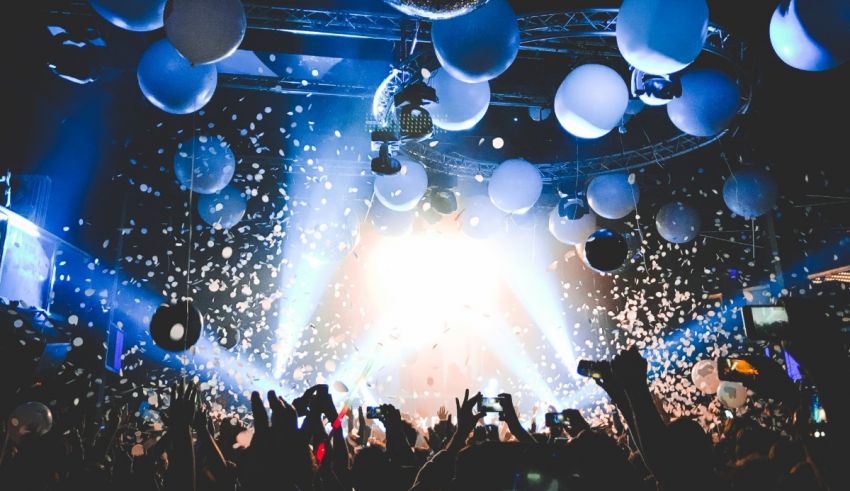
{"left": 365, "top": 233, "right": 502, "bottom": 339}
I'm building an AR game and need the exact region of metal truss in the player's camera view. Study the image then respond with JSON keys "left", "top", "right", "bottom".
{"left": 46, "top": 1, "right": 753, "bottom": 179}
{"left": 402, "top": 131, "right": 726, "bottom": 184}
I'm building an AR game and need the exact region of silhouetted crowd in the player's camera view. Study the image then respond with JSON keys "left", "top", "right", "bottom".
{"left": 2, "top": 304, "right": 849, "bottom": 491}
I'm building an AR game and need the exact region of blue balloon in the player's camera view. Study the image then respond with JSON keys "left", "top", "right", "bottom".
{"left": 174, "top": 135, "right": 236, "bottom": 194}
{"left": 431, "top": 0, "right": 519, "bottom": 83}
{"left": 586, "top": 172, "right": 640, "bottom": 220}
{"left": 770, "top": 0, "right": 850, "bottom": 71}
{"left": 137, "top": 40, "right": 218, "bottom": 115}
{"left": 198, "top": 186, "right": 246, "bottom": 229}
{"left": 90, "top": 0, "right": 167, "bottom": 32}
{"left": 616, "top": 0, "right": 709, "bottom": 76}
{"left": 667, "top": 69, "right": 740, "bottom": 137}
{"left": 723, "top": 168, "right": 778, "bottom": 219}
{"left": 655, "top": 201, "right": 701, "bottom": 244}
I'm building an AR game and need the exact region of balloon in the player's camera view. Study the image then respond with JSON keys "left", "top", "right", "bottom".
{"left": 150, "top": 300, "right": 204, "bottom": 352}
{"left": 425, "top": 68, "right": 491, "bottom": 131}
{"left": 383, "top": 0, "right": 490, "bottom": 20}
{"left": 770, "top": 0, "right": 850, "bottom": 72}
{"left": 584, "top": 229, "right": 629, "bottom": 273}
{"left": 667, "top": 69, "right": 739, "bottom": 137}
{"left": 89, "top": 0, "right": 167, "bottom": 32}
{"left": 7, "top": 402, "right": 53, "bottom": 442}
{"left": 370, "top": 199, "right": 416, "bottom": 237}
{"left": 431, "top": 0, "right": 519, "bottom": 83}
{"left": 656, "top": 201, "right": 701, "bottom": 244}
{"left": 690, "top": 359, "right": 720, "bottom": 394}
{"left": 549, "top": 208, "right": 598, "bottom": 246}
{"left": 374, "top": 159, "right": 429, "bottom": 212}
{"left": 717, "top": 381, "right": 748, "bottom": 409}
{"left": 554, "top": 64, "right": 629, "bottom": 139}
{"left": 616, "top": 0, "right": 709, "bottom": 75}
{"left": 198, "top": 186, "right": 247, "bottom": 229}
{"left": 174, "top": 135, "right": 236, "bottom": 194}
{"left": 586, "top": 173, "right": 639, "bottom": 220}
{"left": 137, "top": 40, "right": 218, "bottom": 115}
{"left": 723, "top": 168, "right": 778, "bottom": 219}
{"left": 165, "top": 0, "right": 247, "bottom": 65}
{"left": 461, "top": 195, "right": 506, "bottom": 239}
{"left": 488, "top": 159, "right": 543, "bottom": 214}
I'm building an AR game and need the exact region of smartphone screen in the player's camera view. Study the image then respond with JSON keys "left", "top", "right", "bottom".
{"left": 545, "top": 412, "right": 564, "bottom": 427}
{"left": 478, "top": 397, "right": 503, "bottom": 413}
{"left": 717, "top": 357, "right": 760, "bottom": 383}
{"left": 366, "top": 406, "right": 382, "bottom": 419}
{"left": 742, "top": 305, "right": 790, "bottom": 340}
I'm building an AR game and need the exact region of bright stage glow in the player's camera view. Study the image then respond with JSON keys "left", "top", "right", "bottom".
{"left": 364, "top": 233, "right": 502, "bottom": 334}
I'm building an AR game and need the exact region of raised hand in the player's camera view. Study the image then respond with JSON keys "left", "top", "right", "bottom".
{"left": 437, "top": 405, "right": 449, "bottom": 422}
{"left": 357, "top": 406, "right": 371, "bottom": 446}
{"left": 168, "top": 379, "right": 199, "bottom": 430}
{"left": 498, "top": 393, "right": 536, "bottom": 444}
{"left": 447, "top": 389, "right": 484, "bottom": 452}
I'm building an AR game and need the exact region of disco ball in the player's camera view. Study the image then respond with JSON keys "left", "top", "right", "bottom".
{"left": 383, "top": 0, "right": 490, "bottom": 20}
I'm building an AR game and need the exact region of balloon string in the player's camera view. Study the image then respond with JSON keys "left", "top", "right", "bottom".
{"left": 751, "top": 218, "right": 756, "bottom": 261}
{"left": 185, "top": 114, "right": 197, "bottom": 355}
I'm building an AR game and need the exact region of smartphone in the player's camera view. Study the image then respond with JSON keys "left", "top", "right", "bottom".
{"left": 477, "top": 397, "right": 503, "bottom": 414}
{"left": 365, "top": 406, "right": 383, "bottom": 420}
{"left": 717, "top": 357, "right": 760, "bottom": 383}
{"left": 742, "top": 305, "right": 790, "bottom": 340}
{"left": 544, "top": 412, "right": 571, "bottom": 430}
{"left": 576, "top": 360, "right": 607, "bottom": 379}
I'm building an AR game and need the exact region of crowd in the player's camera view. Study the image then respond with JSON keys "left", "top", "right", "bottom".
{"left": 1, "top": 300, "right": 849, "bottom": 490}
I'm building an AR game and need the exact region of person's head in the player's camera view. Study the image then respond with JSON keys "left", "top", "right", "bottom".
{"left": 666, "top": 418, "right": 714, "bottom": 475}
{"left": 351, "top": 445, "right": 396, "bottom": 491}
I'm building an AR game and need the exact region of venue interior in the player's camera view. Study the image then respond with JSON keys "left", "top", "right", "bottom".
{"left": 1, "top": 1, "right": 850, "bottom": 490}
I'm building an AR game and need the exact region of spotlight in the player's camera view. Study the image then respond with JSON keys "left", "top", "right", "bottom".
{"left": 630, "top": 69, "right": 682, "bottom": 106}
{"left": 394, "top": 82, "right": 437, "bottom": 142}
{"left": 371, "top": 141, "right": 402, "bottom": 176}
{"left": 556, "top": 180, "right": 589, "bottom": 220}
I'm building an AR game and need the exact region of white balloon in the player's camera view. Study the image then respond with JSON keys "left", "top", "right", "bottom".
{"left": 462, "top": 195, "right": 507, "bottom": 239}
{"left": 586, "top": 173, "right": 640, "bottom": 220}
{"left": 554, "top": 64, "right": 629, "bottom": 139}
{"left": 690, "top": 359, "right": 720, "bottom": 395}
{"left": 374, "top": 160, "right": 429, "bottom": 212}
{"left": 165, "top": 0, "right": 247, "bottom": 65}
{"left": 667, "top": 69, "right": 740, "bottom": 137}
{"left": 425, "top": 68, "right": 491, "bottom": 131}
{"left": 616, "top": 0, "right": 709, "bottom": 75}
{"left": 548, "top": 208, "right": 598, "bottom": 246}
{"left": 770, "top": 0, "right": 850, "bottom": 72}
{"left": 717, "top": 381, "right": 748, "bottom": 409}
{"left": 488, "top": 159, "right": 543, "bottom": 214}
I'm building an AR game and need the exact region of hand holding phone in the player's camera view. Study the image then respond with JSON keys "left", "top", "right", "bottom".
{"left": 365, "top": 406, "right": 383, "bottom": 420}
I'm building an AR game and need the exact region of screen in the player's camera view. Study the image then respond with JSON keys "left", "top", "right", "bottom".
{"left": 105, "top": 325, "right": 124, "bottom": 373}
{"left": 745, "top": 305, "right": 790, "bottom": 339}
{"left": 478, "top": 397, "right": 503, "bottom": 413}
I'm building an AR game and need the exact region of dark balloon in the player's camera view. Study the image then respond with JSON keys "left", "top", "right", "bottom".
{"left": 150, "top": 300, "right": 204, "bottom": 352}
{"left": 584, "top": 228, "right": 628, "bottom": 273}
